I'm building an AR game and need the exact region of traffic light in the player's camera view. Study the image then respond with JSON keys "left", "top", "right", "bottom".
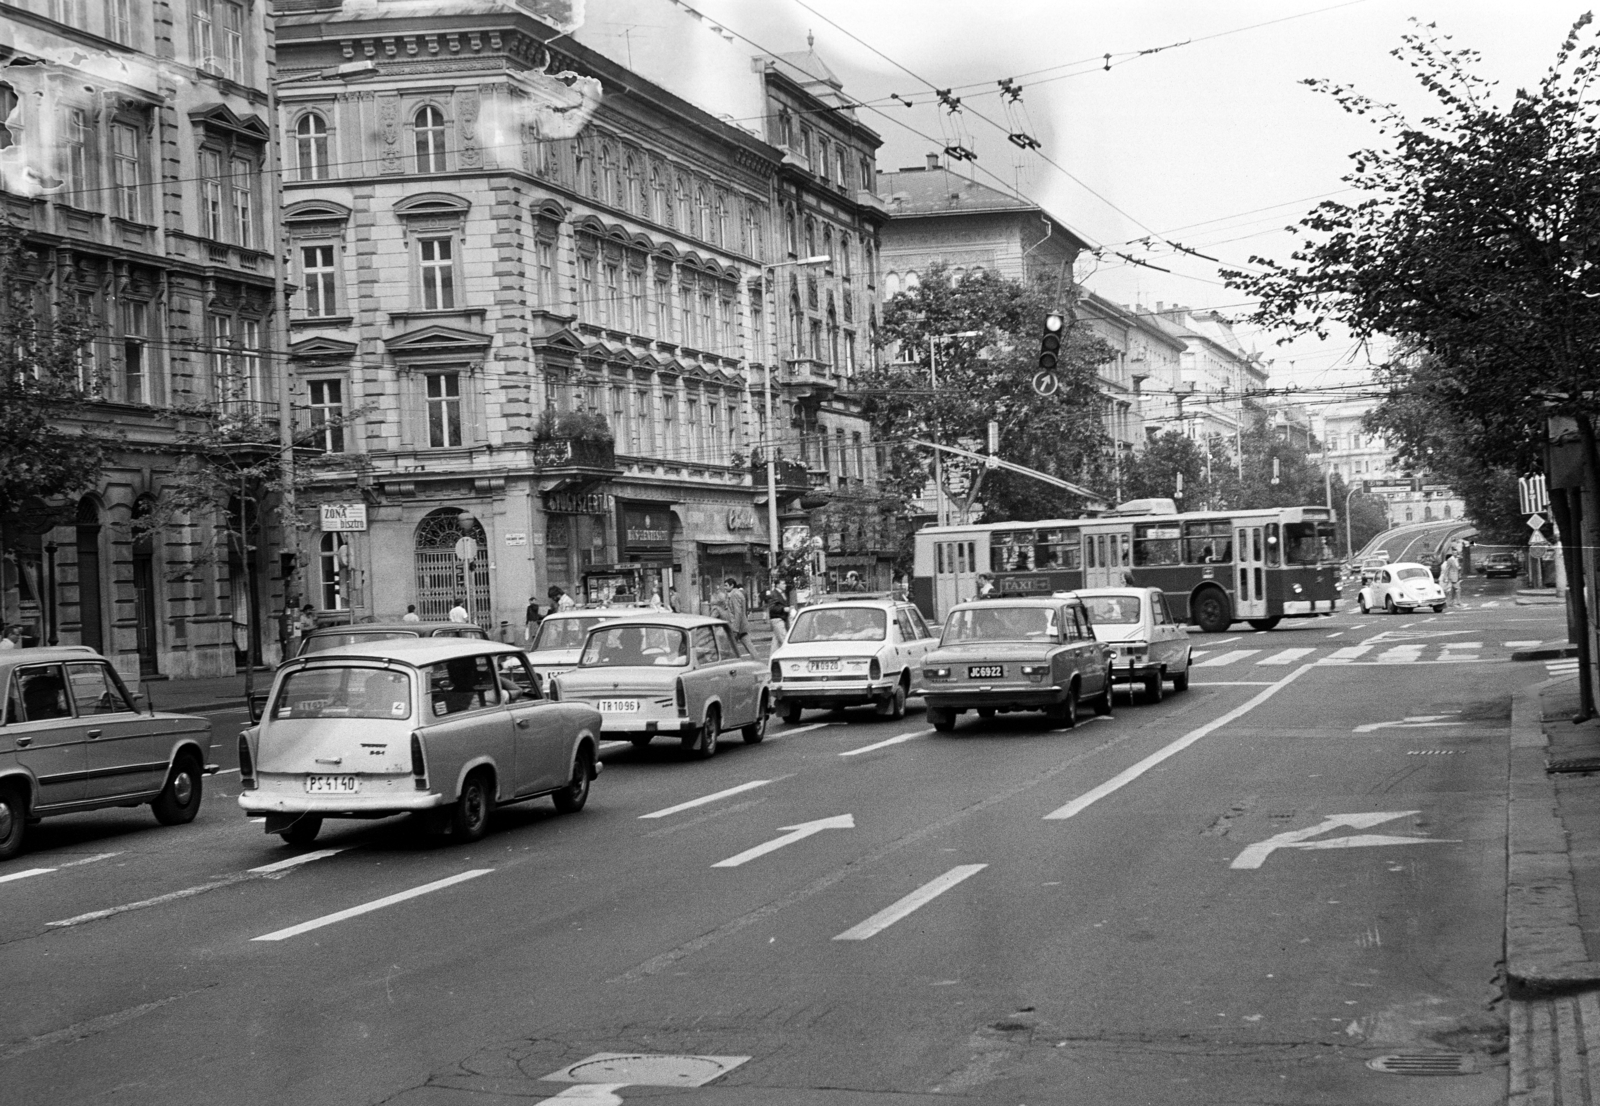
{"left": 1039, "top": 313, "right": 1063, "bottom": 371}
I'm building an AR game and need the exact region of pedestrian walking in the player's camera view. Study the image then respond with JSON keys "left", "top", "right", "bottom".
{"left": 548, "top": 584, "right": 575, "bottom": 612}
{"left": 402, "top": 604, "right": 421, "bottom": 623}
{"left": 448, "top": 596, "right": 469, "bottom": 623}
{"left": 724, "top": 577, "right": 750, "bottom": 643}
{"left": 1441, "top": 551, "right": 1462, "bottom": 605}
{"left": 766, "top": 589, "right": 791, "bottom": 647}
{"left": 296, "top": 604, "right": 318, "bottom": 636}
{"left": 709, "top": 579, "right": 732, "bottom": 624}
{"left": 0, "top": 625, "right": 20, "bottom": 650}
{"left": 524, "top": 597, "right": 543, "bottom": 642}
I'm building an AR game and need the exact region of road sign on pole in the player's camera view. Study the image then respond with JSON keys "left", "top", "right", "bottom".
{"left": 1527, "top": 513, "right": 1546, "bottom": 531}
{"left": 1519, "top": 474, "right": 1550, "bottom": 515}
{"left": 1031, "top": 371, "right": 1058, "bottom": 397}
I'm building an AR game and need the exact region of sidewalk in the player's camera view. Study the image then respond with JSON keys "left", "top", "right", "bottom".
{"left": 1508, "top": 672, "right": 1600, "bottom": 1103}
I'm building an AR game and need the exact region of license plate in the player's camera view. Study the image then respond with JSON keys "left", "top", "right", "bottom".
{"left": 305, "top": 774, "right": 359, "bottom": 794}
{"left": 807, "top": 659, "right": 840, "bottom": 673}
{"left": 968, "top": 665, "right": 1005, "bottom": 679}
{"left": 598, "top": 699, "right": 640, "bottom": 713}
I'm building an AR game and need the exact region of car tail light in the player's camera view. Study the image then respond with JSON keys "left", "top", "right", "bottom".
{"left": 237, "top": 733, "right": 255, "bottom": 789}
{"left": 924, "top": 666, "right": 951, "bottom": 680}
{"left": 675, "top": 677, "right": 687, "bottom": 715}
{"left": 770, "top": 660, "right": 782, "bottom": 683}
{"left": 869, "top": 657, "right": 881, "bottom": 681}
{"left": 410, "top": 732, "right": 428, "bottom": 790}
{"left": 547, "top": 678, "right": 560, "bottom": 701}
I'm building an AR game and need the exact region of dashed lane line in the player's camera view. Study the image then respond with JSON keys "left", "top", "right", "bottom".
{"left": 833, "top": 864, "right": 988, "bottom": 941}
{"left": 772, "top": 722, "right": 835, "bottom": 737}
{"left": 0, "top": 869, "right": 55, "bottom": 886}
{"left": 248, "top": 847, "right": 354, "bottom": 874}
{"left": 252, "top": 869, "right": 494, "bottom": 942}
{"left": 0, "top": 852, "right": 121, "bottom": 886}
{"left": 1191, "top": 681, "right": 1276, "bottom": 687}
{"left": 839, "top": 728, "right": 932, "bottom": 757}
{"left": 639, "top": 780, "right": 775, "bottom": 820}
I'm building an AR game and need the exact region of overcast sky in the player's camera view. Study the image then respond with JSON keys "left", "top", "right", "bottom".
{"left": 577, "top": 1, "right": 1589, "bottom": 398}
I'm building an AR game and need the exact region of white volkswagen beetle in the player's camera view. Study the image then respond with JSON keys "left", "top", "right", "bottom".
{"left": 1358, "top": 561, "right": 1447, "bottom": 614}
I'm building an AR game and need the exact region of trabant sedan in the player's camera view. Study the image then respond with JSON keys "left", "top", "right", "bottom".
{"left": 1071, "top": 587, "right": 1193, "bottom": 702}
{"left": 524, "top": 609, "right": 625, "bottom": 690}
{"left": 769, "top": 598, "right": 939, "bottom": 723}
{"left": 239, "top": 639, "right": 602, "bottom": 846}
{"left": 1358, "top": 561, "right": 1447, "bottom": 614}
{"left": 920, "top": 597, "right": 1113, "bottom": 732}
{"left": 0, "top": 647, "right": 215, "bottom": 860}
{"left": 295, "top": 620, "right": 487, "bottom": 658}
{"left": 549, "top": 613, "right": 769, "bottom": 758}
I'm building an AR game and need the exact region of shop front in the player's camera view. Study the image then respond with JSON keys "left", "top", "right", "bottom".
{"left": 543, "top": 488, "right": 614, "bottom": 598}
{"left": 614, "top": 498, "right": 681, "bottom": 608}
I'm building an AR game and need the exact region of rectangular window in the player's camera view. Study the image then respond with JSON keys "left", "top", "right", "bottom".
{"left": 308, "top": 379, "right": 345, "bottom": 453}
{"left": 627, "top": 269, "right": 645, "bottom": 336}
{"left": 219, "top": 1, "right": 244, "bottom": 83}
{"left": 662, "top": 394, "right": 676, "bottom": 457}
{"left": 199, "top": 149, "right": 223, "bottom": 239}
{"left": 65, "top": 108, "right": 93, "bottom": 209}
{"left": 230, "top": 157, "right": 254, "bottom": 248}
{"left": 707, "top": 402, "right": 721, "bottom": 464}
{"left": 418, "top": 236, "right": 455, "bottom": 310}
{"left": 603, "top": 263, "right": 621, "bottom": 329}
{"left": 679, "top": 283, "right": 694, "bottom": 346}
{"left": 636, "top": 389, "right": 654, "bottom": 456}
{"left": 726, "top": 401, "right": 738, "bottom": 461}
{"left": 654, "top": 279, "right": 670, "bottom": 339}
{"left": 843, "top": 329, "right": 856, "bottom": 375}
{"left": 578, "top": 255, "right": 596, "bottom": 323}
{"left": 51, "top": 0, "right": 88, "bottom": 28}
{"left": 111, "top": 0, "right": 135, "bottom": 46}
{"left": 209, "top": 312, "right": 234, "bottom": 403}
{"left": 536, "top": 238, "right": 556, "bottom": 307}
{"left": 111, "top": 121, "right": 142, "bottom": 221}
{"left": 720, "top": 297, "right": 735, "bottom": 355}
{"left": 699, "top": 291, "right": 713, "bottom": 352}
{"left": 192, "top": 0, "right": 214, "bottom": 72}
{"left": 302, "top": 244, "right": 337, "bottom": 317}
{"left": 238, "top": 318, "right": 260, "bottom": 405}
{"left": 686, "top": 399, "right": 700, "bottom": 462}
{"left": 611, "top": 386, "right": 627, "bottom": 453}
{"left": 750, "top": 303, "right": 765, "bottom": 363}
{"left": 426, "top": 372, "right": 462, "bottom": 448}
{"left": 853, "top": 432, "right": 865, "bottom": 480}
{"left": 122, "top": 300, "right": 148, "bottom": 405}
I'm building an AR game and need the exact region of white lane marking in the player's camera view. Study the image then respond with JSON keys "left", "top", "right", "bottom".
{"left": 252, "top": 869, "right": 494, "bottom": 942}
{"left": 774, "top": 722, "right": 833, "bottom": 737}
{"left": 1505, "top": 640, "right": 1544, "bottom": 648}
{"left": 1194, "top": 649, "right": 1260, "bottom": 668}
{"left": 58, "top": 852, "right": 121, "bottom": 869}
{"left": 1044, "top": 664, "right": 1313, "bottom": 821}
{"left": 712, "top": 815, "right": 853, "bottom": 868}
{"left": 640, "top": 779, "right": 774, "bottom": 819}
{"left": 533, "top": 1085, "right": 627, "bottom": 1104}
{"left": 248, "top": 847, "right": 353, "bottom": 874}
{"left": 1374, "top": 645, "right": 1424, "bottom": 663}
{"left": 833, "top": 864, "right": 988, "bottom": 941}
{"left": 1258, "top": 648, "right": 1314, "bottom": 666}
{"left": 1483, "top": 601, "right": 1501, "bottom": 608}
{"left": 840, "top": 728, "right": 932, "bottom": 757}
{"left": 1323, "top": 645, "right": 1374, "bottom": 662}
{"left": 213, "top": 767, "right": 240, "bottom": 775}
{"left": 1207, "top": 636, "right": 1242, "bottom": 646}
{"left": 1189, "top": 650, "right": 1210, "bottom": 660}
{"left": 1326, "top": 632, "right": 1345, "bottom": 638}
{"left": 1191, "top": 681, "right": 1276, "bottom": 687}
{"left": 1440, "top": 642, "right": 1482, "bottom": 649}
{"left": 1231, "top": 811, "right": 1457, "bottom": 869}
{"left": 1549, "top": 660, "right": 1581, "bottom": 676}
{"left": 0, "top": 868, "right": 55, "bottom": 885}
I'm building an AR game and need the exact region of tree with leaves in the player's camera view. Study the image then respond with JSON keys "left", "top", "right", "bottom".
{"left": 859, "top": 263, "right": 1116, "bottom": 524}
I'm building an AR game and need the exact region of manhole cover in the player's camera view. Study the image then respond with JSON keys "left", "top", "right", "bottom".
{"left": 1366, "top": 1052, "right": 1476, "bottom": 1076}
{"left": 543, "top": 1053, "right": 749, "bottom": 1087}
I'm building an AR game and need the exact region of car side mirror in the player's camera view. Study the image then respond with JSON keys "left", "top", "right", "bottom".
{"left": 248, "top": 692, "right": 268, "bottom": 724}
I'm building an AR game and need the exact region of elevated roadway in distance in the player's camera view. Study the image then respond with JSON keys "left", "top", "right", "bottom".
{"left": 1354, "top": 518, "right": 1476, "bottom": 566}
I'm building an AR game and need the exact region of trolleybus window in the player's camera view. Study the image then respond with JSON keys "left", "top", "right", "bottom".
{"left": 1037, "top": 528, "right": 1080, "bottom": 570}
{"left": 993, "top": 530, "right": 1034, "bottom": 571}
{"left": 1265, "top": 523, "right": 1281, "bottom": 567}
{"left": 1132, "top": 522, "right": 1182, "bottom": 566}
{"left": 1184, "top": 520, "right": 1232, "bottom": 563}
{"left": 1284, "top": 520, "right": 1340, "bottom": 564}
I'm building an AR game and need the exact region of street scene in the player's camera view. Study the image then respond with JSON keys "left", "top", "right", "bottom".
{"left": 5, "top": 1, "right": 1600, "bottom": 1104}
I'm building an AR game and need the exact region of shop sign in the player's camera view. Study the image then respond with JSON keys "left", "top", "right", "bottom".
{"left": 545, "top": 490, "right": 612, "bottom": 515}
{"left": 727, "top": 508, "right": 756, "bottom": 531}
{"left": 623, "top": 506, "right": 672, "bottom": 552}
{"left": 504, "top": 531, "right": 528, "bottom": 546}
{"left": 320, "top": 503, "right": 368, "bottom": 532}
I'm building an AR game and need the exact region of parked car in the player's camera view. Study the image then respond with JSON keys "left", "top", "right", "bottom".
{"left": 295, "top": 620, "right": 487, "bottom": 658}
{"left": 240, "top": 639, "right": 601, "bottom": 846}
{"left": 1358, "top": 561, "right": 1447, "bottom": 614}
{"left": 1483, "top": 552, "right": 1521, "bottom": 578}
{"left": 0, "top": 647, "right": 215, "bottom": 860}
{"left": 919, "top": 597, "right": 1113, "bottom": 732}
{"left": 549, "top": 613, "right": 769, "bottom": 758}
{"left": 768, "top": 597, "right": 939, "bottom": 723}
{"left": 524, "top": 610, "right": 626, "bottom": 691}
{"left": 1071, "top": 587, "right": 1192, "bottom": 702}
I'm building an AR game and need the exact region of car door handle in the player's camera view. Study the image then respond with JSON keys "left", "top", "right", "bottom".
{"left": 14, "top": 737, "right": 31, "bottom": 748}
{"left": 86, "top": 729, "right": 102, "bottom": 738}
{"left": 516, "top": 719, "right": 530, "bottom": 729}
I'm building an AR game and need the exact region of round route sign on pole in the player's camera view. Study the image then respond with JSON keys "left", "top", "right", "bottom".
{"left": 1032, "top": 371, "right": 1059, "bottom": 397}
{"left": 454, "top": 536, "right": 479, "bottom": 562}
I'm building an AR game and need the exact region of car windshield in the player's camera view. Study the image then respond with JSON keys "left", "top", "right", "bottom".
{"left": 271, "top": 666, "right": 412, "bottom": 720}
{"left": 788, "top": 607, "right": 887, "bottom": 643}
{"left": 533, "top": 616, "right": 607, "bottom": 651}
{"left": 302, "top": 630, "right": 417, "bottom": 654}
{"left": 580, "top": 625, "right": 688, "bottom": 667}
{"left": 1396, "top": 567, "right": 1433, "bottom": 581}
{"left": 942, "top": 606, "right": 1057, "bottom": 644}
{"left": 1284, "top": 521, "right": 1340, "bottom": 565}
{"left": 1079, "top": 595, "right": 1142, "bottom": 625}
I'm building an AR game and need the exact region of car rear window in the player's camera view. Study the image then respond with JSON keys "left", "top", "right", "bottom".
{"left": 1396, "top": 567, "right": 1433, "bottom": 580}
{"left": 789, "top": 607, "right": 887, "bottom": 643}
{"left": 580, "top": 625, "right": 688, "bottom": 667}
{"left": 302, "top": 630, "right": 418, "bottom": 654}
{"left": 533, "top": 616, "right": 608, "bottom": 651}
{"left": 1079, "top": 596, "right": 1142, "bottom": 625}
{"left": 942, "top": 606, "right": 1057, "bottom": 644}
{"left": 271, "top": 666, "right": 413, "bottom": 720}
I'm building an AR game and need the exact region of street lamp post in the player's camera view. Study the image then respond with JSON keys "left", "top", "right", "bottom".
{"left": 760, "top": 255, "right": 830, "bottom": 587}
{"left": 929, "top": 330, "right": 981, "bottom": 527}
{"left": 1344, "top": 479, "right": 1361, "bottom": 560}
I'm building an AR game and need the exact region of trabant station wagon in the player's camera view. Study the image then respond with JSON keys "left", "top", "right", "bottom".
{"left": 1072, "top": 586, "right": 1193, "bottom": 702}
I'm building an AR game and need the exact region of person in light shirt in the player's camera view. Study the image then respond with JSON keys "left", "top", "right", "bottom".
{"left": 402, "top": 604, "right": 421, "bottom": 623}
{"left": 448, "top": 597, "right": 469, "bottom": 623}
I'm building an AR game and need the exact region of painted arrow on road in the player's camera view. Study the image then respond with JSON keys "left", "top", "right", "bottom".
{"left": 1230, "top": 810, "right": 1458, "bottom": 870}
{"left": 1352, "top": 714, "right": 1464, "bottom": 733}
{"left": 712, "top": 814, "right": 854, "bottom": 868}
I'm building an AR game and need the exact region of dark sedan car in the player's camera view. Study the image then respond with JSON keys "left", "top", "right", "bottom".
{"left": 1483, "top": 552, "right": 1521, "bottom": 578}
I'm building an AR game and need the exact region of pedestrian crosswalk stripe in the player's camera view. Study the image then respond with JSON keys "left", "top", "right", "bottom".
{"left": 1548, "top": 659, "right": 1581, "bottom": 677}
{"left": 1258, "top": 648, "right": 1314, "bottom": 666}
{"left": 1325, "top": 645, "right": 1374, "bottom": 662}
{"left": 1442, "top": 642, "right": 1482, "bottom": 649}
{"left": 1506, "top": 640, "right": 1543, "bottom": 649}
{"left": 1376, "top": 646, "right": 1426, "bottom": 662}
{"left": 1195, "top": 649, "right": 1260, "bottom": 668}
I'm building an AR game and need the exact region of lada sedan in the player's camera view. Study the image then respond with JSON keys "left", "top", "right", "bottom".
{"left": 1358, "top": 561, "right": 1447, "bottom": 614}
{"left": 549, "top": 613, "right": 769, "bottom": 758}
{"left": 524, "top": 609, "right": 624, "bottom": 690}
{"left": 0, "top": 647, "right": 214, "bottom": 860}
{"left": 769, "top": 598, "right": 939, "bottom": 723}
{"left": 239, "top": 639, "right": 602, "bottom": 846}
{"left": 1072, "top": 587, "right": 1193, "bottom": 702}
{"left": 920, "top": 597, "right": 1113, "bottom": 732}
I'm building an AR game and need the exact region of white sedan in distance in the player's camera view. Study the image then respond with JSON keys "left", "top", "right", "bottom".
{"left": 1358, "top": 561, "right": 1447, "bottom": 614}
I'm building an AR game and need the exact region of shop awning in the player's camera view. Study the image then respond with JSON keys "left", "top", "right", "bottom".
{"left": 699, "top": 541, "right": 764, "bottom": 556}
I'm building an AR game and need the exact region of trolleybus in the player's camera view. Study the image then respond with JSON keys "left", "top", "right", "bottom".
{"left": 912, "top": 500, "right": 1342, "bottom": 632}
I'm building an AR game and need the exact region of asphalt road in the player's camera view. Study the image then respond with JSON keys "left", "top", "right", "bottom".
{"left": 0, "top": 575, "right": 1553, "bottom": 1105}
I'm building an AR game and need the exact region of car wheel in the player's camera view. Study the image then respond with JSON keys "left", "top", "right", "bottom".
{"left": 1433, "top": 604, "right": 1446, "bottom": 613}
{"left": 780, "top": 702, "right": 803, "bottom": 725}
{"left": 876, "top": 681, "right": 908, "bottom": 721}
{"left": 1246, "top": 618, "right": 1280, "bottom": 632}
{"left": 152, "top": 755, "right": 203, "bottom": 826}
{"left": 686, "top": 709, "right": 720, "bottom": 759}
{"left": 552, "top": 746, "right": 593, "bottom": 814}
{"left": 928, "top": 706, "right": 957, "bottom": 732}
{"left": 278, "top": 814, "right": 323, "bottom": 847}
{"left": 1172, "top": 654, "right": 1191, "bottom": 692}
{"left": 1092, "top": 668, "right": 1114, "bottom": 716}
{"left": 1048, "top": 686, "right": 1079, "bottom": 729}
{"left": 1192, "top": 587, "right": 1232, "bottom": 633}
{"left": 0, "top": 785, "right": 27, "bottom": 862}
{"left": 1385, "top": 596, "right": 1397, "bottom": 614}
{"left": 1359, "top": 595, "right": 1370, "bottom": 614}
{"left": 1144, "top": 669, "right": 1164, "bottom": 703}
{"left": 742, "top": 694, "right": 770, "bottom": 743}
{"left": 450, "top": 771, "right": 493, "bottom": 841}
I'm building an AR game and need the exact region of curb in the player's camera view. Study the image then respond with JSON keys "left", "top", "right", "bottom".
{"left": 1513, "top": 645, "right": 1582, "bottom": 662}
{"left": 1507, "top": 675, "right": 1600, "bottom": 994}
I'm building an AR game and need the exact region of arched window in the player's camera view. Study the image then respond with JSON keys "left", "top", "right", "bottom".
{"left": 414, "top": 105, "right": 446, "bottom": 173}
{"left": 788, "top": 285, "right": 803, "bottom": 358}
{"left": 784, "top": 206, "right": 797, "bottom": 257}
{"left": 839, "top": 234, "right": 852, "bottom": 278}
{"left": 649, "top": 163, "right": 665, "bottom": 223}
{"left": 778, "top": 107, "right": 793, "bottom": 148}
{"left": 884, "top": 271, "right": 901, "bottom": 296}
{"left": 575, "top": 142, "right": 591, "bottom": 196}
{"left": 625, "top": 155, "right": 643, "bottom": 214}
{"left": 414, "top": 509, "right": 490, "bottom": 622}
{"left": 826, "top": 300, "right": 839, "bottom": 370}
{"left": 819, "top": 138, "right": 830, "bottom": 180}
{"left": 714, "top": 192, "right": 727, "bottom": 245}
{"left": 675, "top": 176, "right": 691, "bottom": 230}
{"left": 864, "top": 241, "right": 875, "bottom": 287}
{"left": 804, "top": 217, "right": 817, "bottom": 258}
{"left": 695, "top": 187, "right": 710, "bottom": 240}
{"left": 295, "top": 113, "right": 329, "bottom": 181}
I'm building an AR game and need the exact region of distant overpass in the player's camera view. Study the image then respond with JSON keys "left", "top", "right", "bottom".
{"left": 1354, "top": 519, "right": 1476, "bottom": 565}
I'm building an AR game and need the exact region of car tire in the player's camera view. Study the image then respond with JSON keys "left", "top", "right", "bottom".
{"left": 278, "top": 814, "right": 323, "bottom": 847}
{"left": 151, "top": 755, "right": 203, "bottom": 826}
{"left": 629, "top": 735, "right": 652, "bottom": 748}
{"left": 928, "top": 706, "right": 957, "bottom": 732}
{"left": 1192, "top": 587, "right": 1232, "bottom": 633}
{"left": 0, "top": 785, "right": 27, "bottom": 862}
{"left": 1048, "top": 686, "right": 1079, "bottom": 729}
{"left": 780, "top": 702, "right": 804, "bottom": 725}
{"left": 1144, "top": 669, "right": 1164, "bottom": 703}
{"left": 1433, "top": 604, "right": 1446, "bottom": 613}
{"left": 876, "top": 681, "right": 908, "bottom": 721}
{"left": 1092, "top": 668, "right": 1114, "bottom": 716}
{"left": 1172, "top": 654, "right": 1191, "bottom": 692}
{"left": 1359, "top": 595, "right": 1370, "bottom": 614}
{"left": 552, "top": 746, "right": 593, "bottom": 814}
{"left": 450, "top": 771, "right": 493, "bottom": 842}
{"left": 1385, "top": 596, "right": 1397, "bottom": 614}
{"left": 742, "top": 694, "right": 769, "bottom": 743}
{"left": 1247, "top": 618, "right": 1281, "bottom": 632}
{"left": 686, "top": 709, "right": 720, "bottom": 759}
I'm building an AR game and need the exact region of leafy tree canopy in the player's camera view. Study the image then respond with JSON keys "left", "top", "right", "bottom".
{"left": 859, "top": 263, "right": 1117, "bottom": 523}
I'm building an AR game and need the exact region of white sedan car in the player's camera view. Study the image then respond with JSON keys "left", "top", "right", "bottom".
{"left": 1358, "top": 561, "right": 1447, "bottom": 614}
{"left": 769, "top": 598, "right": 939, "bottom": 723}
